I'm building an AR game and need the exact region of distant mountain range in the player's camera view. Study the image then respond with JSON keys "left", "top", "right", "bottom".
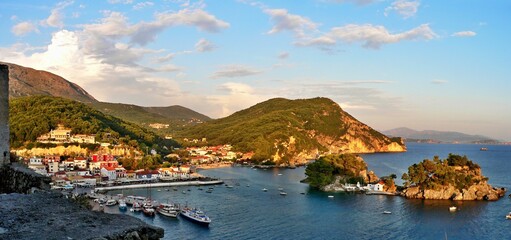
{"left": 3, "top": 62, "right": 211, "bottom": 133}
{"left": 383, "top": 127, "right": 499, "bottom": 144}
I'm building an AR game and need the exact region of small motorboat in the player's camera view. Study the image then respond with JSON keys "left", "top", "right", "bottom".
{"left": 506, "top": 212, "right": 511, "bottom": 219}
{"left": 262, "top": 188, "right": 268, "bottom": 192}
{"left": 118, "top": 199, "right": 127, "bottom": 211}
{"left": 280, "top": 191, "right": 287, "bottom": 196}
{"left": 449, "top": 206, "right": 457, "bottom": 212}
{"left": 105, "top": 199, "right": 117, "bottom": 206}
{"left": 328, "top": 195, "right": 334, "bottom": 198}
{"left": 383, "top": 211, "right": 392, "bottom": 214}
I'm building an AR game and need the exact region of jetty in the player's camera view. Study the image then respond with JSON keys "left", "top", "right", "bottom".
{"left": 95, "top": 180, "right": 224, "bottom": 192}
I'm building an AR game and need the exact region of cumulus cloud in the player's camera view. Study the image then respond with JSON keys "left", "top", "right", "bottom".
{"left": 12, "top": 22, "right": 39, "bottom": 36}
{"left": 133, "top": 1, "right": 154, "bottom": 10}
{"left": 452, "top": 31, "right": 476, "bottom": 37}
{"left": 157, "top": 53, "right": 176, "bottom": 63}
{"left": 264, "top": 8, "right": 318, "bottom": 38}
{"left": 195, "top": 38, "right": 216, "bottom": 52}
{"left": 207, "top": 82, "right": 266, "bottom": 117}
{"left": 384, "top": 0, "right": 420, "bottom": 19}
{"left": 210, "top": 65, "right": 263, "bottom": 78}
{"left": 299, "top": 23, "right": 437, "bottom": 49}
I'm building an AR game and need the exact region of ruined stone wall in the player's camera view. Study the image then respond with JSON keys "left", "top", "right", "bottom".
{"left": 0, "top": 64, "right": 9, "bottom": 165}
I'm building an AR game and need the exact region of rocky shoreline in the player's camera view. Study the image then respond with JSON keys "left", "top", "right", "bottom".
{"left": 402, "top": 184, "right": 506, "bottom": 201}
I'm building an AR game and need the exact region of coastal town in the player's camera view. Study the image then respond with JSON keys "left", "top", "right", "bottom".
{"left": 20, "top": 125, "right": 254, "bottom": 189}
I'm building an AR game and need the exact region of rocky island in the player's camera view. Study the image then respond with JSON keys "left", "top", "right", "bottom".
{"left": 401, "top": 154, "right": 505, "bottom": 200}
{"left": 303, "top": 153, "right": 397, "bottom": 193}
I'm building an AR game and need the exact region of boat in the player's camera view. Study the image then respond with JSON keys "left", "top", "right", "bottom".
{"left": 182, "top": 190, "right": 186, "bottom": 194}
{"left": 142, "top": 200, "right": 155, "bottom": 216}
{"left": 278, "top": 173, "right": 283, "bottom": 176}
{"left": 383, "top": 211, "right": 392, "bottom": 214}
{"left": 105, "top": 199, "right": 117, "bottom": 206}
{"left": 278, "top": 187, "right": 284, "bottom": 191}
{"left": 449, "top": 206, "right": 457, "bottom": 212}
{"left": 262, "top": 188, "right": 268, "bottom": 192}
{"left": 118, "top": 199, "right": 127, "bottom": 211}
{"left": 157, "top": 203, "right": 180, "bottom": 218}
{"left": 165, "top": 189, "right": 170, "bottom": 191}
{"left": 206, "top": 189, "right": 213, "bottom": 193}
{"left": 180, "top": 206, "right": 211, "bottom": 226}
{"left": 173, "top": 187, "right": 178, "bottom": 191}
{"left": 94, "top": 198, "right": 107, "bottom": 204}
{"left": 246, "top": 184, "right": 250, "bottom": 187}
{"left": 506, "top": 212, "right": 511, "bottom": 219}
{"left": 226, "top": 185, "right": 234, "bottom": 188}
{"left": 125, "top": 196, "right": 146, "bottom": 206}
{"left": 280, "top": 191, "right": 287, "bottom": 196}
{"left": 328, "top": 195, "right": 334, "bottom": 198}
{"left": 157, "top": 189, "right": 162, "bottom": 192}
{"left": 131, "top": 201, "right": 142, "bottom": 212}
{"left": 480, "top": 147, "right": 488, "bottom": 151}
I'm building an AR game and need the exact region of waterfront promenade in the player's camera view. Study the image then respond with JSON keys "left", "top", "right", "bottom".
{"left": 95, "top": 180, "right": 224, "bottom": 192}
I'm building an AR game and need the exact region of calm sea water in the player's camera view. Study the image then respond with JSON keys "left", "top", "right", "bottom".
{"left": 107, "top": 143, "right": 511, "bottom": 240}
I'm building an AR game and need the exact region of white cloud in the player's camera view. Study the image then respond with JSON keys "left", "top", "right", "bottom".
{"left": 208, "top": 82, "right": 265, "bottom": 117}
{"left": 384, "top": 0, "right": 420, "bottom": 19}
{"left": 195, "top": 38, "right": 216, "bottom": 52}
{"left": 210, "top": 65, "right": 263, "bottom": 78}
{"left": 452, "top": 31, "right": 476, "bottom": 37}
{"left": 40, "top": 1, "right": 74, "bottom": 28}
{"left": 12, "top": 22, "right": 39, "bottom": 36}
{"left": 300, "top": 23, "right": 437, "bottom": 49}
{"left": 264, "top": 8, "right": 318, "bottom": 38}
{"left": 157, "top": 53, "right": 176, "bottom": 63}
{"left": 133, "top": 1, "right": 154, "bottom": 10}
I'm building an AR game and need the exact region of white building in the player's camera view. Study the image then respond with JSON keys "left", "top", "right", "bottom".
{"left": 48, "top": 161, "right": 59, "bottom": 174}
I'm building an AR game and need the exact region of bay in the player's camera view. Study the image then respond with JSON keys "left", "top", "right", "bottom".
{"left": 107, "top": 143, "right": 511, "bottom": 239}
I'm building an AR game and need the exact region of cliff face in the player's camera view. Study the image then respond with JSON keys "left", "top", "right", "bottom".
{"left": 402, "top": 183, "right": 505, "bottom": 201}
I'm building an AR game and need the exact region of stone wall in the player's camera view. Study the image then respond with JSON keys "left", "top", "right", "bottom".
{"left": 0, "top": 163, "right": 51, "bottom": 194}
{"left": 0, "top": 64, "right": 8, "bottom": 165}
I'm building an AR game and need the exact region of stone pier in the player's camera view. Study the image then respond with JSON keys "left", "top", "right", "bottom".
{"left": 0, "top": 64, "right": 9, "bottom": 165}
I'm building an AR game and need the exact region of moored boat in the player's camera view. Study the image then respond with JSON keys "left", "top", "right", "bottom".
{"left": 157, "top": 203, "right": 180, "bottom": 218}
{"left": 105, "top": 199, "right": 117, "bottom": 206}
{"left": 180, "top": 206, "right": 211, "bottom": 226}
{"left": 131, "top": 201, "right": 142, "bottom": 212}
{"left": 118, "top": 199, "right": 127, "bottom": 211}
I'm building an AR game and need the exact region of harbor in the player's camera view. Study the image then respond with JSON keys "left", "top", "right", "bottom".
{"left": 94, "top": 180, "right": 224, "bottom": 192}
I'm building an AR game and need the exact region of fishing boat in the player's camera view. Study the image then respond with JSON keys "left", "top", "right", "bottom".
{"left": 180, "top": 206, "right": 211, "bottom": 226}
{"left": 157, "top": 203, "right": 180, "bottom": 218}
{"left": 142, "top": 200, "right": 155, "bottom": 216}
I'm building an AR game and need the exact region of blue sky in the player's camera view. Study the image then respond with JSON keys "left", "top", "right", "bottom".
{"left": 1, "top": 0, "right": 510, "bottom": 141}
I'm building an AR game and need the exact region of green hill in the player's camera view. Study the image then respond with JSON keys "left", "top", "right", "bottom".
{"left": 89, "top": 102, "right": 211, "bottom": 134}
{"left": 9, "top": 96, "right": 178, "bottom": 151}
{"left": 178, "top": 97, "right": 406, "bottom": 165}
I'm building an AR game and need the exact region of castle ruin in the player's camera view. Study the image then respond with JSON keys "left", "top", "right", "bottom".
{"left": 0, "top": 64, "right": 9, "bottom": 165}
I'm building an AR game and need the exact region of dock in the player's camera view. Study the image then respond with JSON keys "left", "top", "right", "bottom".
{"left": 94, "top": 180, "right": 224, "bottom": 192}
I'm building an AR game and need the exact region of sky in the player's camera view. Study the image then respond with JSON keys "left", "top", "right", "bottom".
{"left": 0, "top": 0, "right": 510, "bottom": 141}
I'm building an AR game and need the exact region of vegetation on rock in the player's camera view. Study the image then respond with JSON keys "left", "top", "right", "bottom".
{"left": 9, "top": 96, "right": 178, "bottom": 153}
{"left": 305, "top": 154, "right": 370, "bottom": 189}
{"left": 179, "top": 97, "right": 405, "bottom": 165}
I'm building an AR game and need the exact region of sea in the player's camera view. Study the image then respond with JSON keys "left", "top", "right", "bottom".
{"left": 106, "top": 143, "right": 511, "bottom": 240}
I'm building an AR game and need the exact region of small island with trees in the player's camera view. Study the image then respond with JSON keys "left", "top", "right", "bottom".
{"left": 304, "top": 153, "right": 505, "bottom": 201}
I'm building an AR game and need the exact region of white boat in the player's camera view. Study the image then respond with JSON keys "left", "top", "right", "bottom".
{"left": 449, "top": 206, "right": 457, "bottom": 212}
{"left": 280, "top": 191, "right": 287, "bottom": 196}
{"left": 506, "top": 212, "right": 511, "bottom": 219}
{"left": 328, "top": 195, "right": 334, "bottom": 198}
{"left": 262, "top": 188, "right": 268, "bottom": 192}
{"left": 132, "top": 201, "right": 142, "bottom": 212}
{"left": 157, "top": 203, "right": 180, "bottom": 218}
{"left": 105, "top": 199, "right": 117, "bottom": 206}
{"left": 180, "top": 206, "right": 211, "bottom": 226}
{"left": 118, "top": 199, "right": 127, "bottom": 211}
{"left": 278, "top": 187, "right": 284, "bottom": 191}
{"left": 383, "top": 211, "right": 392, "bottom": 214}
{"left": 226, "top": 185, "right": 234, "bottom": 188}
{"left": 278, "top": 173, "right": 283, "bottom": 176}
